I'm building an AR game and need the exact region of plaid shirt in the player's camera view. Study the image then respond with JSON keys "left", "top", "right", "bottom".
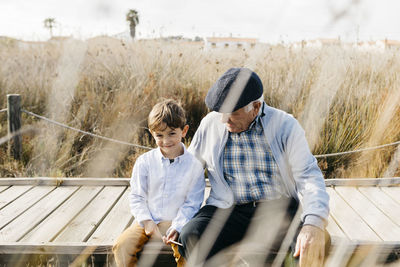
{"left": 223, "top": 116, "right": 286, "bottom": 204}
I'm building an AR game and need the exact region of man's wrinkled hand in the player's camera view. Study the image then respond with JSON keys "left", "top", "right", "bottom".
{"left": 293, "top": 225, "right": 325, "bottom": 267}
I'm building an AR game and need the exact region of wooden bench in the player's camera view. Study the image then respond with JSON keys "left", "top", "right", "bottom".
{"left": 0, "top": 177, "right": 399, "bottom": 266}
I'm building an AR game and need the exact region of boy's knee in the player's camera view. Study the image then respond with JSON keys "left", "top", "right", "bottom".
{"left": 112, "top": 235, "right": 129, "bottom": 255}
{"left": 112, "top": 242, "right": 119, "bottom": 254}
{"left": 112, "top": 237, "right": 128, "bottom": 266}
{"left": 112, "top": 230, "right": 141, "bottom": 255}
{"left": 112, "top": 234, "right": 124, "bottom": 252}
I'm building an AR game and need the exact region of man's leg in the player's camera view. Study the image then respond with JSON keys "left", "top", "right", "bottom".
{"left": 178, "top": 205, "right": 218, "bottom": 259}
{"left": 112, "top": 223, "right": 149, "bottom": 267}
{"left": 179, "top": 204, "right": 257, "bottom": 262}
{"left": 234, "top": 197, "right": 301, "bottom": 265}
{"left": 180, "top": 198, "right": 305, "bottom": 265}
{"left": 207, "top": 204, "right": 257, "bottom": 258}
{"left": 275, "top": 197, "right": 331, "bottom": 265}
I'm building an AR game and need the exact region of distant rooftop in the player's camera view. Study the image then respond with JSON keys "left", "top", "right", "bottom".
{"left": 205, "top": 37, "right": 258, "bottom": 43}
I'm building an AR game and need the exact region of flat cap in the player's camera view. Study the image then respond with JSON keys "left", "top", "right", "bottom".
{"left": 205, "top": 67, "right": 263, "bottom": 113}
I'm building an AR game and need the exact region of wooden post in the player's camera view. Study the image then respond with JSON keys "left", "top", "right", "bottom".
{"left": 7, "top": 94, "right": 22, "bottom": 160}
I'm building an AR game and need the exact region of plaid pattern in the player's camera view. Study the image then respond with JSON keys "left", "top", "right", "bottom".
{"left": 223, "top": 116, "right": 285, "bottom": 204}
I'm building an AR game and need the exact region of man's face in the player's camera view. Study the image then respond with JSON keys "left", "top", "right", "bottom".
{"left": 220, "top": 102, "right": 261, "bottom": 133}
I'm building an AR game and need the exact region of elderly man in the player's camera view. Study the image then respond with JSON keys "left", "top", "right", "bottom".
{"left": 178, "top": 67, "right": 330, "bottom": 266}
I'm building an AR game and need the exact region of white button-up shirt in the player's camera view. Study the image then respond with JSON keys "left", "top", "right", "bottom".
{"left": 129, "top": 144, "right": 205, "bottom": 232}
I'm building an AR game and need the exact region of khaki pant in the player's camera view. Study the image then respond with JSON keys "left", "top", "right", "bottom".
{"left": 113, "top": 221, "right": 185, "bottom": 267}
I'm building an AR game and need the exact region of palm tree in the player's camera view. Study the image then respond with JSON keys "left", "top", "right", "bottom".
{"left": 43, "top": 18, "right": 56, "bottom": 38}
{"left": 126, "top": 9, "right": 139, "bottom": 40}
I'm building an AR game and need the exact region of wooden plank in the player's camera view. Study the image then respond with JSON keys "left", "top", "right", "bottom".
{"left": 1, "top": 241, "right": 399, "bottom": 256}
{"left": 381, "top": 187, "right": 400, "bottom": 204}
{"left": 0, "top": 185, "right": 32, "bottom": 210}
{"left": 326, "top": 187, "right": 381, "bottom": 242}
{"left": 325, "top": 177, "right": 400, "bottom": 187}
{"left": 0, "top": 242, "right": 111, "bottom": 254}
{"left": 326, "top": 215, "right": 347, "bottom": 240}
{"left": 2, "top": 177, "right": 399, "bottom": 187}
{"left": 0, "top": 186, "right": 55, "bottom": 229}
{"left": 0, "top": 178, "right": 130, "bottom": 186}
{"left": 87, "top": 189, "right": 133, "bottom": 244}
{"left": 0, "top": 241, "right": 175, "bottom": 255}
{"left": 0, "top": 186, "right": 9, "bottom": 193}
{"left": 54, "top": 186, "right": 127, "bottom": 242}
{"left": 335, "top": 187, "right": 400, "bottom": 242}
{"left": 359, "top": 187, "right": 400, "bottom": 227}
{"left": 20, "top": 186, "right": 104, "bottom": 242}
{"left": 0, "top": 186, "right": 78, "bottom": 242}
{"left": 3, "top": 177, "right": 399, "bottom": 187}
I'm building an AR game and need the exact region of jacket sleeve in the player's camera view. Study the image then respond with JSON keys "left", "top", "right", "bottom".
{"left": 285, "top": 119, "right": 330, "bottom": 229}
{"left": 188, "top": 118, "right": 206, "bottom": 168}
{"left": 129, "top": 155, "right": 153, "bottom": 225}
{"left": 170, "top": 164, "right": 205, "bottom": 232}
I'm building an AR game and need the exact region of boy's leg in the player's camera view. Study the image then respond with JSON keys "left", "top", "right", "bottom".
{"left": 157, "top": 221, "right": 186, "bottom": 267}
{"left": 157, "top": 221, "right": 172, "bottom": 236}
{"left": 112, "top": 222, "right": 149, "bottom": 267}
{"left": 171, "top": 243, "right": 186, "bottom": 267}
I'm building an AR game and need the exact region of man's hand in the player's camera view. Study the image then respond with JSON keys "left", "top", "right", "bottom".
{"left": 293, "top": 225, "right": 325, "bottom": 267}
{"left": 142, "top": 220, "right": 162, "bottom": 239}
{"left": 162, "top": 229, "right": 179, "bottom": 245}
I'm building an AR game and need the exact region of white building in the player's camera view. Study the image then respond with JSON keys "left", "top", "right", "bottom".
{"left": 204, "top": 37, "right": 258, "bottom": 49}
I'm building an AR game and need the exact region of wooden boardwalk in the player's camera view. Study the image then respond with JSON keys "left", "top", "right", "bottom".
{"left": 0, "top": 177, "right": 400, "bottom": 265}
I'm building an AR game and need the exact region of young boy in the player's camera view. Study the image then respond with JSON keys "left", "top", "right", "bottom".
{"left": 113, "top": 99, "right": 205, "bottom": 267}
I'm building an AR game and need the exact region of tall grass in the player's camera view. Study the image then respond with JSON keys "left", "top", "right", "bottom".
{"left": 0, "top": 37, "right": 399, "bottom": 178}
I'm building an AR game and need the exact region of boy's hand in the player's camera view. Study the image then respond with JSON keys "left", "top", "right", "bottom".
{"left": 142, "top": 220, "right": 162, "bottom": 239}
{"left": 162, "top": 229, "right": 179, "bottom": 245}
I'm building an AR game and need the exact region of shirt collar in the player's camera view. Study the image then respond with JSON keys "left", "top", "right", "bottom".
{"left": 226, "top": 103, "right": 266, "bottom": 136}
{"left": 251, "top": 103, "right": 266, "bottom": 130}
{"left": 156, "top": 143, "right": 188, "bottom": 164}
{"left": 248, "top": 115, "right": 259, "bottom": 131}
{"left": 229, "top": 114, "right": 262, "bottom": 137}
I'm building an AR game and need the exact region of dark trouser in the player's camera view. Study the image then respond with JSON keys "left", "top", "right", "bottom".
{"left": 178, "top": 197, "right": 308, "bottom": 265}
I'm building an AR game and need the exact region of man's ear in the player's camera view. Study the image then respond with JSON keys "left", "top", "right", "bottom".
{"left": 253, "top": 101, "right": 262, "bottom": 114}
{"left": 181, "top": 125, "right": 189, "bottom": 138}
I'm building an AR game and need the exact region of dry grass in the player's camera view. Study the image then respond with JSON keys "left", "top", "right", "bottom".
{"left": 0, "top": 37, "right": 399, "bottom": 178}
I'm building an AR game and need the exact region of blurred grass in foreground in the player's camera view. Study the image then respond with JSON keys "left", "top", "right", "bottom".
{"left": 0, "top": 37, "right": 399, "bottom": 178}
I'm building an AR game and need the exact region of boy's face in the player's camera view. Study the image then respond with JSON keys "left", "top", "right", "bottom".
{"left": 151, "top": 124, "right": 189, "bottom": 159}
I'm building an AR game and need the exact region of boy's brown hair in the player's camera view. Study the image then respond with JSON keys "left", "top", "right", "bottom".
{"left": 148, "top": 99, "right": 187, "bottom": 131}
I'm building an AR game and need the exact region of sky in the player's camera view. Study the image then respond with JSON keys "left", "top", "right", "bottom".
{"left": 1, "top": 0, "right": 400, "bottom": 43}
